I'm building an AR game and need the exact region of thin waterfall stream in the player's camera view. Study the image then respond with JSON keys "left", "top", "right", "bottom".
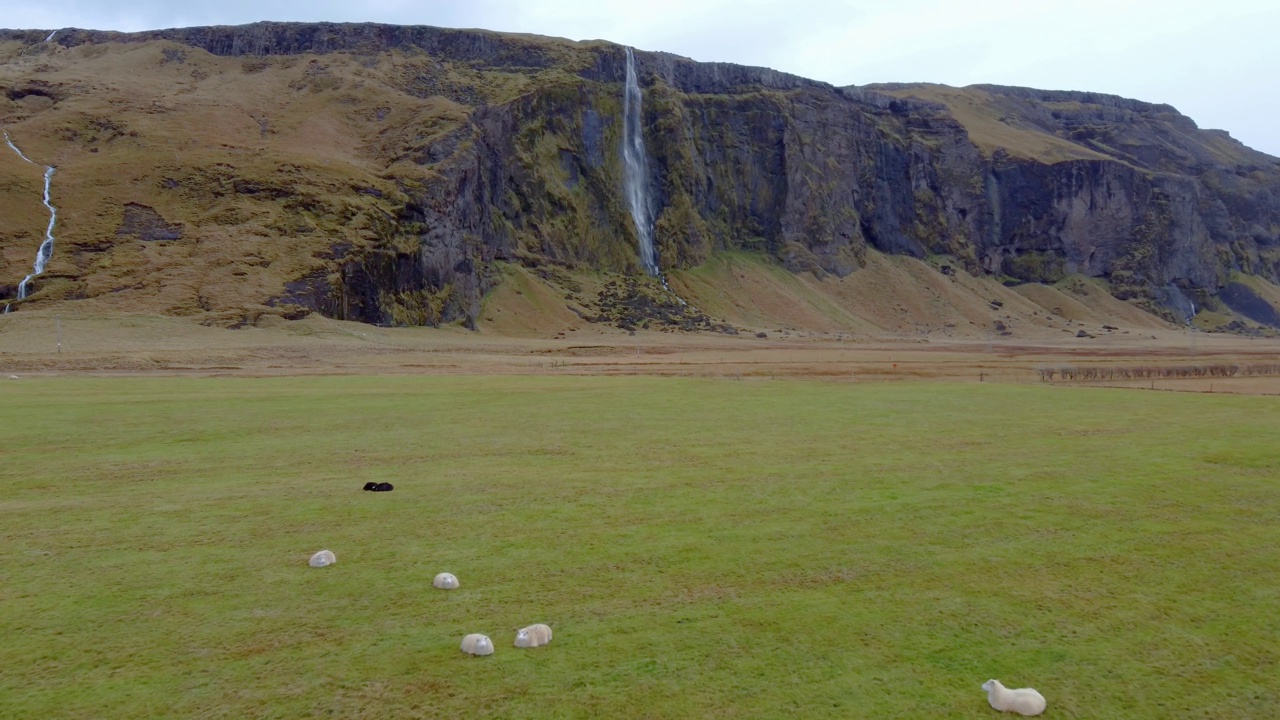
{"left": 621, "top": 47, "right": 658, "bottom": 277}
{"left": 3, "top": 131, "right": 57, "bottom": 314}
{"left": 620, "top": 48, "right": 692, "bottom": 308}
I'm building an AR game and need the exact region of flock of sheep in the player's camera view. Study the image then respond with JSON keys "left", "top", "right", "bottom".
{"left": 306, "top": 547, "right": 1046, "bottom": 714}
{"left": 306, "top": 479, "right": 1046, "bottom": 715}
{"left": 307, "top": 550, "right": 555, "bottom": 659}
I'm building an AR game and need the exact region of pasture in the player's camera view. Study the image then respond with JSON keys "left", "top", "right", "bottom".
{"left": 1, "top": 376, "right": 1277, "bottom": 718}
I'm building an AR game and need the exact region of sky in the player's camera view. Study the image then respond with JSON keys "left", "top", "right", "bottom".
{"left": 5, "top": 0, "right": 1278, "bottom": 157}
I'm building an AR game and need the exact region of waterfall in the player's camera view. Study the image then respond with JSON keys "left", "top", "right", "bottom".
{"left": 621, "top": 47, "right": 658, "bottom": 276}
{"left": 3, "top": 132, "right": 57, "bottom": 313}
{"left": 45, "top": 30, "right": 57, "bottom": 43}
{"left": 1188, "top": 300, "right": 1196, "bottom": 325}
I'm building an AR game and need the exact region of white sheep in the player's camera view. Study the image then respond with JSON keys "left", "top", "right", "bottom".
{"left": 308, "top": 550, "right": 336, "bottom": 568}
{"left": 513, "top": 623, "right": 553, "bottom": 648}
{"left": 8, "top": 375, "right": 18, "bottom": 380}
{"left": 981, "top": 679, "right": 1046, "bottom": 716}
{"left": 433, "top": 572, "right": 459, "bottom": 589}
{"left": 460, "top": 633, "right": 494, "bottom": 656}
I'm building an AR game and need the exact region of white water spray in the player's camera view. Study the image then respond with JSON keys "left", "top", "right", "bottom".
{"left": 45, "top": 30, "right": 58, "bottom": 43}
{"left": 621, "top": 47, "right": 658, "bottom": 277}
{"left": 1188, "top": 300, "right": 1195, "bottom": 325}
{"left": 3, "top": 132, "right": 57, "bottom": 313}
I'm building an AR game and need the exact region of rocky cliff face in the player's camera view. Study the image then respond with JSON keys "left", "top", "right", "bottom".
{"left": 2, "top": 22, "right": 1278, "bottom": 328}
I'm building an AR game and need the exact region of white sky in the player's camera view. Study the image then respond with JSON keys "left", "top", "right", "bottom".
{"left": 4, "top": 0, "right": 1278, "bottom": 157}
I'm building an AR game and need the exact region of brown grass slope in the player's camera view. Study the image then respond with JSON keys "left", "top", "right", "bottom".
{"left": 870, "top": 82, "right": 1275, "bottom": 169}
{"left": 0, "top": 33, "right": 603, "bottom": 323}
{"left": 468, "top": 250, "right": 1182, "bottom": 342}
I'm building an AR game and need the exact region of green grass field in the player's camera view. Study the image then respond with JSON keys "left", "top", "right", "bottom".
{"left": 1, "top": 376, "right": 1277, "bottom": 718}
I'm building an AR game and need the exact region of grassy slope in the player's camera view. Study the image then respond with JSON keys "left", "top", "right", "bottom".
{"left": 665, "top": 250, "right": 1172, "bottom": 338}
{"left": 874, "top": 83, "right": 1271, "bottom": 176}
{"left": 1014, "top": 276, "right": 1176, "bottom": 329}
{"left": 1, "top": 376, "right": 1277, "bottom": 718}
{"left": 671, "top": 252, "right": 876, "bottom": 333}
{"left": 476, "top": 264, "right": 589, "bottom": 337}
{"left": 871, "top": 84, "right": 1110, "bottom": 163}
{"left": 0, "top": 37, "right": 552, "bottom": 319}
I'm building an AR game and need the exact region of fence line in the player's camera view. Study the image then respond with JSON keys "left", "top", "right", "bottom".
{"left": 1037, "top": 363, "right": 1280, "bottom": 382}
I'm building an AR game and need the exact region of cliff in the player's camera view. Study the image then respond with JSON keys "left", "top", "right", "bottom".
{"left": 1, "top": 22, "right": 1278, "bottom": 331}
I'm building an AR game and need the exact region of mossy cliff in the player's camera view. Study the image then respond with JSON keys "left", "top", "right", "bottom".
{"left": 1, "top": 22, "right": 1277, "bottom": 327}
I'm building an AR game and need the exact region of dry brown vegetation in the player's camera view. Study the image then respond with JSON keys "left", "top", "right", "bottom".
{"left": 4, "top": 297, "right": 1280, "bottom": 399}
{"left": 873, "top": 84, "right": 1112, "bottom": 163}
{"left": 1042, "top": 363, "right": 1280, "bottom": 382}
{"left": 0, "top": 36, "right": 593, "bottom": 321}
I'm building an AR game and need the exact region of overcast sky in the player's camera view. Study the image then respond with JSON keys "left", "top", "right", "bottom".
{"left": 5, "top": 0, "right": 1278, "bottom": 156}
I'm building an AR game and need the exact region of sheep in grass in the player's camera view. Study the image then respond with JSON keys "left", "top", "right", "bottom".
{"left": 362, "top": 482, "right": 378, "bottom": 491}
{"left": 460, "top": 633, "right": 494, "bottom": 656}
{"left": 308, "top": 550, "right": 336, "bottom": 568}
{"left": 375, "top": 482, "right": 394, "bottom": 492}
{"left": 514, "top": 623, "right": 553, "bottom": 648}
{"left": 981, "top": 679, "right": 1046, "bottom": 716}
{"left": 433, "top": 572, "right": 459, "bottom": 589}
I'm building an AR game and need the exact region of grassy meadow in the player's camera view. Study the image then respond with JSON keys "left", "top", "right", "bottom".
{"left": 0, "top": 376, "right": 1277, "bottom": 718}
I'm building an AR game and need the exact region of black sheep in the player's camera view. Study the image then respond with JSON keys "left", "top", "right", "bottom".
{"left": 362, "top": 482, "right": 379, "bottom": 491}
{"left": 375, "top": 482, "right": 394, "bottom": 492}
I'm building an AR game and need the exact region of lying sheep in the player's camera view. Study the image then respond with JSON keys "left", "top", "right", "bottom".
{"left": 981, "top": 679, "right": 1046, "bottom": 716}
{"left": 375, "top": 482, "right": 393, "bottom": 492}
{"left": 433, "top": 572, "right": 459, "bottom": 589}
{"left": 309, "top": 550, "right": 336, "bottom": 568}
{"left": 460, "top": 633, "right": 494, "bottom": 656}
{"left": 362, "top": 482, "right": 378, "bottom": 491}
{"left": 514, "top": 623, "right": 553, "bottom": 648}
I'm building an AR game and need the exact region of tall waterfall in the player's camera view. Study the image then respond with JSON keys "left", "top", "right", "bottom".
{"left": 3, "top": 132, "right": 58, "bottom": 313}
{"left": 621, "top": 47, "right": 658, "bottom": 276}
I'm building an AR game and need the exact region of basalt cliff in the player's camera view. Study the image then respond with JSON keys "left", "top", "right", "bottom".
{"left": 1, "top": 22, "right": 1278, "bottom": 333}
